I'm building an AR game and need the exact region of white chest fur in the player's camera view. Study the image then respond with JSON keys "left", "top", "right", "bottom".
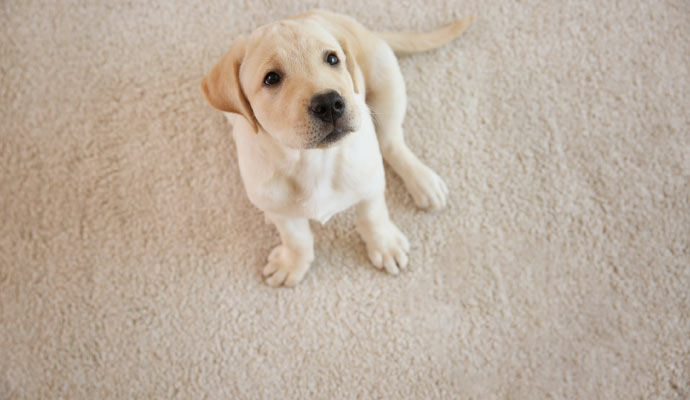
{"left": 225, "top": 99, "right": 385, "bottom": 224}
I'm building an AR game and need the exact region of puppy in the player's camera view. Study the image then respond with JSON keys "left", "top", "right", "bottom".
{"left": 202, "top": 10, "right": 474, "bottom": 286}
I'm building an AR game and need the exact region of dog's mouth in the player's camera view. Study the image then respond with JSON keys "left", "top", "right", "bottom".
{"left": 320, "top": 128, "right": 347, "bottom": 145}
{"left": 315, "top": 126, "right": 352, "bottom": 148}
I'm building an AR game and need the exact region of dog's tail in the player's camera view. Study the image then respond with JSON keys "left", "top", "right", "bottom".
{"left": 376, "top": 16, "right": 475, "bottom": 56}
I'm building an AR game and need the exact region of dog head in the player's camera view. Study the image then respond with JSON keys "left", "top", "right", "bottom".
{"left": 202, "top": 19, "right": 362, "bottom": 149}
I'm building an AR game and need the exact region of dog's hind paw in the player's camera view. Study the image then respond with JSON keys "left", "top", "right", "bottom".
{"left": 403, "top": 165, "right": 448, "bottom": 211}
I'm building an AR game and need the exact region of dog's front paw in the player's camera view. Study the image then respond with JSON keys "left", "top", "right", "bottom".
{"left": 262, "top": 245, "right": 311, "bottom": 287}
{"left": 403, "top": 165, "right": 448, "bottom": 211}
{"left": 361, "top": 223, "right": 410, "bottom": 275}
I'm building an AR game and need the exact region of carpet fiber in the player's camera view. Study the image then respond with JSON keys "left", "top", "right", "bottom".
{"left": 1, "top": 0, "right": 689, "bottom": 398}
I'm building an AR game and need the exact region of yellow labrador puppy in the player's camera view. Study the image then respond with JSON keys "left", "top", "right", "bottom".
{"left": 202, "top": 10, "right": 474, "bottom": 286}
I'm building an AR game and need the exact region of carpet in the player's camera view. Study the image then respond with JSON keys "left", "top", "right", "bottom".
{"left": 1, "top": 0, "right": 688, "bottom": 398}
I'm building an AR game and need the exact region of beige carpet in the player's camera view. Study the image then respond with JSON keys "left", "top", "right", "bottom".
{"left": 2, "top": 0, "right": 689, "bottom": 398}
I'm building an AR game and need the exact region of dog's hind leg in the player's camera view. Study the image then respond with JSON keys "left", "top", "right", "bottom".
{"left": 366, "top": 42, "right": 448, "bottom": 211}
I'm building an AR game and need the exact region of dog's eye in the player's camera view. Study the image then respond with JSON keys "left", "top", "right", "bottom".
{"left": 264, "top": 72, "right": 281, "bottom": 86}
{"left": 326, "top": 53, "right": 339, "bottom": 66}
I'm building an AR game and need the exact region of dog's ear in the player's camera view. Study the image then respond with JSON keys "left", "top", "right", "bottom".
{"left": 339, "top": 37, "right": 362, "bottom": 95}
{"left": 201, "top": 36, "right": 259, "bottom": 133}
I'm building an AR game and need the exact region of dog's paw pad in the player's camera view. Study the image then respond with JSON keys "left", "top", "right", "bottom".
{"left": 364, "top": 223, "right": 410, "bottom": 275}
{"left": 263, "top": 245, "right": 310, "bottom": 287}
{"left": 404, "top": 165, "right": 448, "bottom": 211}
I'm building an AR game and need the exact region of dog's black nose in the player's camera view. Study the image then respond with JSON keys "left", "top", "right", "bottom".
{"left": 309, "top": 91, "right": 345, "bottom": 123}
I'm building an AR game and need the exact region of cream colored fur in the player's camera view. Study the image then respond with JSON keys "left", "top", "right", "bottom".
{"left": 203, "top": 10, "right": 471, "bottom": 286}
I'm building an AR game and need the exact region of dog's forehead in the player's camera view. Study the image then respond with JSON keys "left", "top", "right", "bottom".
{"left": 247, "top": 20, "right": 338, "bottom": 60}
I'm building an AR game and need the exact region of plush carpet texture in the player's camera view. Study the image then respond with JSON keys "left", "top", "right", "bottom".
{"left": 1, "top": 0, "right": 688, "bottom": 398}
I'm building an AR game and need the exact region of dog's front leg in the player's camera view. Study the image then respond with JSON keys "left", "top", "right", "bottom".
{"left": 355, "top": 192, "right": 410, "bottom": 275}
{"left": 262, "top": 214, "right": 314, "bottom": 287}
